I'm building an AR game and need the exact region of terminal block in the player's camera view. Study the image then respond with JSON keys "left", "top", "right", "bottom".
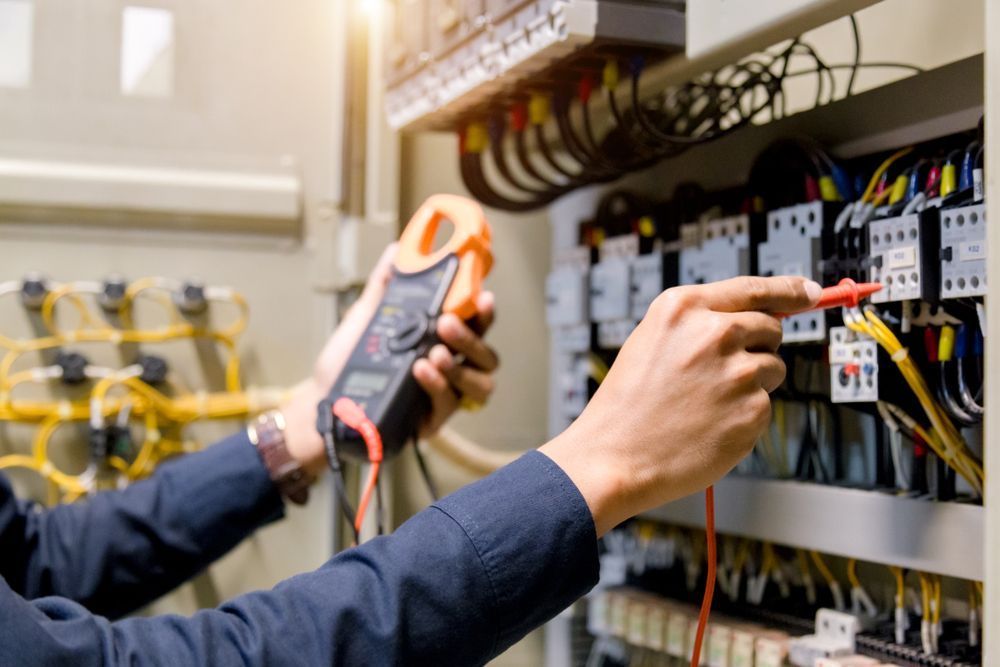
{"left": 868, "top": 209, "right": 941, "bottom": 304}
{"left": 829, "top": 327, "right": 879, "bottom": 403}
{"left": 385, "top": 0, "right": 686, "bottom": 130}
{"left": 939, "top": 203, "right": 986, "bottom": 299}
{"left": 757, "top": 201, "right": 837, "bottom": 343}
{"left": 679, "top": 215, "right": 751, "bottom": 286}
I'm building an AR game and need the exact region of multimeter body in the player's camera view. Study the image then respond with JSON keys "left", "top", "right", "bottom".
{"left": 325, "top": 195, "right": 492, "bottom": 461}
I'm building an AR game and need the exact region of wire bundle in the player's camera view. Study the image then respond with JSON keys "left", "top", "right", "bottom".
{"left": 459, "top": 20, "right": 922, "bottom": 211}
{"left": 0, "top": 277, "right": 282, "bottom": 503}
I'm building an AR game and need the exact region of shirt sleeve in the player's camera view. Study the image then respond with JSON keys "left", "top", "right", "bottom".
{"left": 0, "top": 450, "right": 599, "bottom": 666}
{"left": 0, "top": 432, "right": 285, "bottom": 619}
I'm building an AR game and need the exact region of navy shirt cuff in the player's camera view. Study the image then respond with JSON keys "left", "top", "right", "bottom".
{"left": 155, "top": 431, "right": 286, "bottom": 542}
{"left": 433, "top": 450, "right": 599, "bottom": 653}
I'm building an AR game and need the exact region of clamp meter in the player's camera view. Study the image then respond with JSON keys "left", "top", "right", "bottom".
{"left": 323, "top": 195, "right": 493, "bottom": 461}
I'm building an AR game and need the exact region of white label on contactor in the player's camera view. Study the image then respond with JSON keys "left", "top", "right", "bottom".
{"left": 887, "top": 246, "right": 917, "bottom": 269}
{"left": 960, "top": 241, "right": 987, "bottom": 261}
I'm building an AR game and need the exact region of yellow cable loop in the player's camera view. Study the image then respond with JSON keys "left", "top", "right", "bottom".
{"left": 40, "top": 285, "right": 110, "bottom": 338}
{"left": 846, "top": 310, "right": 983, "bottom": 493}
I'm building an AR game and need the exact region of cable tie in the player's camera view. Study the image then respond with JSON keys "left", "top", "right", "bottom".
{"left": 891, "top": 348, "right": 909, "bottom": 363}
{"left": 58, "top": 401, "right": 72, "bottom": 420}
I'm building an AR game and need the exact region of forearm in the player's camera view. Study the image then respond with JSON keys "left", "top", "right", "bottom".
{"left": 7, "top": 432, "right": 284, "bottom": 618}
{"left": 0, "top": 451, "right": 598, "bottom": 666}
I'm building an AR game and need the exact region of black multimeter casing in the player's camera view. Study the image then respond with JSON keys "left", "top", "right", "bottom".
{"left": 327, "top": 254, "right": 460, "bottom": 461}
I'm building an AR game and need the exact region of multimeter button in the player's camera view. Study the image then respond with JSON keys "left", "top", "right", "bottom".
{"left": 388, "top": 313, "right": 429, "bottom": 352}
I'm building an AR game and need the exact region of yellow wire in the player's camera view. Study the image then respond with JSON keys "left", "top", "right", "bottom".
{"left": 890, "top": 566, "right": 905, "bottom": 607}
{"left": 862, "top": 147, "right": 913, "bottom": 203}
{"left": 809, "top": 551, "right": 837, "bottom": 588}
{"left": 847, "top": 559, "right": 862, "bottom": 590}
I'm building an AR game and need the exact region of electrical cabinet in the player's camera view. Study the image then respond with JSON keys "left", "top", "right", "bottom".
{"left": 383, "top": 0, "right": 686, "bottom": 130}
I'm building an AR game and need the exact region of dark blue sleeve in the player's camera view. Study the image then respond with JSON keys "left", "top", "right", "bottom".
{"left": 0, "top": 451, "right": 599, "bottom": 666}
{"left": 0, "top": 432, "right": 285, "bottom": 619}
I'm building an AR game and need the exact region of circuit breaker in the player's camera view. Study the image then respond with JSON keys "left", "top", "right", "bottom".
{"left": 868, "top": 210, "right": 941, "bottom": 303}
{"left": 829, "top": 327, "right": 879, "bottom": 403}
{"left": 679, "top": 215, "right": 751, "bottom": 285}
{"left": 940, "top": 203, "right": 987, "bottom": 299}
{"left": 384, "top": 0, "right": 686, "bottom": 130}
{"left": 546, "top": 247, "right": 591, "bottom": 328}
{"left": 757, "top": 201, "right": 834, "bottom": 343}
{"left": 591, "top": 235, "right": 638, "bottom": 348}
{"left": 630, "top": 251, "right": 679, "bottom": 320}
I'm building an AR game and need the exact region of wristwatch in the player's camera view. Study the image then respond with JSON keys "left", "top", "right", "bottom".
{"left": 247, "top": 410, "right": 314, "bottom": 505}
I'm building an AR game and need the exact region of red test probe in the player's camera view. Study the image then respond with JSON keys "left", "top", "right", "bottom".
{"left": 689, "top": 277, "right": 883, "bottom": 667}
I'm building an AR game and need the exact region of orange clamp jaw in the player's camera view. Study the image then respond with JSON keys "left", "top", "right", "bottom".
{"left": 395, "top": 194, "right": 493, "bottom": 320}
{"left": 778, "top": 278, "right": 882, "bottom": 319}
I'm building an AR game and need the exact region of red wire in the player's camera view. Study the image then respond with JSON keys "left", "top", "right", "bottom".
{"left": 690, "top": 485, "right": 717, "bottom": 667}
{"left": 331, "top": 398, "right": 384, "bottom": 538}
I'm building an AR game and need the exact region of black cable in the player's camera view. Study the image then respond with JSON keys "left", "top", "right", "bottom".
{"left": 375, "top": 471, "right": 385, "bottom": 536}
{"left": 488, "top": 117, "right": 553, "bottom": 196}
{"left": 324, "top": 431, "right": 360, "bottom": 545}
{"left": 412, "top": 437, "right": 440, "bottom": 501}
{"left": 848, "top": 15, "right": 861, "bottom": 95}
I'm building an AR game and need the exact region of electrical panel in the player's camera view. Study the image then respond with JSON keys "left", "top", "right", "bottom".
{"left": 383, "top": 0, "right": 686, "bottom": 130}
{"left": 757, "top": 201, "right": 833, "bottom": 343}
{"left": 679, "top": 215, "right": 752, "bottom": 285}
{"left": 940, "top": 203, "right": 987, "bottom": 298}
{"left": 868, "top": 210, "right": 941, "bottom": 303}
{"left": 829, "top": 327, "right": 879, "bottom": 403}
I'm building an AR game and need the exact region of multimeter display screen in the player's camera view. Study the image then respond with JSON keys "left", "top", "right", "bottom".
{"left": 343, "top": 370, "right": 391, "bottom": 395}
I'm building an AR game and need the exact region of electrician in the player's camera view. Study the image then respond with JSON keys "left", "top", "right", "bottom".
{"left": 0, "top": 244, "right": 820, "bottom": 666}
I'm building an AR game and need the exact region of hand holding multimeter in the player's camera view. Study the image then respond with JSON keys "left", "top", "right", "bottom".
{"left": 317, "top": 195, "right": 494, "bottom": 538}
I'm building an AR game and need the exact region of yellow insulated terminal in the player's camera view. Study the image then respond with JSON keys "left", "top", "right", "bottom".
{"left": 939, "top": 325, "right": 955, "bottom": 362}
{"left": 602, "top": 59, "right": 620, "bottom": 90}
{"left": 638, "top": 216, "right": 656, "bottom": 237}
{"left": 819, "top": 175, "right": 840, "bottom": 202}
{"left": 940, "top": 163, "right": 958, "bottom": 198}
{"left": 529, "top": 94, "right": 550, "bottom": 126}
{"left": 465, "top": 122, "right": 488, "bottom": 154}
{"left": 889, "top": 173, "right": 909, "bottom": 205}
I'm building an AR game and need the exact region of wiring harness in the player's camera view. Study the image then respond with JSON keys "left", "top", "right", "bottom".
{"left": 0, "top": 276, "right": 285, "bottom": 503}
{"left": 459, "top": 22, "right": 922, "bottom": 211}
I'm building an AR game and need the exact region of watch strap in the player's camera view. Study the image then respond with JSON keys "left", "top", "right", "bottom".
{"left": 248, "top": 411, "right": 314, "bottom": 505}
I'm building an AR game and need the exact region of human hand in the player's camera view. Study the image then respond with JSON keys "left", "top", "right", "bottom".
{"left": 281, "top": 244, "right": 499, "bottom": 477}
{"left": 539, "top": 276, "right": 821, "bottom": 535}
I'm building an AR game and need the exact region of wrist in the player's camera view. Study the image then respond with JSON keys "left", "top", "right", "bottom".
{"left": 280, "top": 379, "right": 329, "bottom": 478}
{"left": 538, "top": 425, "right": 632, "bottom": 537}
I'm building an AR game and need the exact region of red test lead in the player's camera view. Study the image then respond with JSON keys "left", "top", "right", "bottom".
{"left": 777, "top": 278, "right": 882, "bottom": 318}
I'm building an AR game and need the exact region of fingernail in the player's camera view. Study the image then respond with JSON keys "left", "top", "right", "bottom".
{"left": 804, "top": 280, "right": 822, "bottom": 304}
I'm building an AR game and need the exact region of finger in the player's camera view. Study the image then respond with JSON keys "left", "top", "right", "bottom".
{"left": 427, "top": 344, "right": 493, "bottom": 403}
{"left": 701, "top": 276, "right": 822, "bottom": 314}
{"left": 442, "top": 365, "right": 495, "bottom": 404}
{"left": 471, "top": 291, "right": 496, "bottom": 335}
{"left": 727, "top": 311, "right": 784, "bottom": 353}
{"left": 752, "top": 352, "right": 787, "bottom": 393}
{"left": 436, "top": 315, "right": 499, "bottom": 372}
{"left": 413, "top": 358, "right": 458, "bottom": 432}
